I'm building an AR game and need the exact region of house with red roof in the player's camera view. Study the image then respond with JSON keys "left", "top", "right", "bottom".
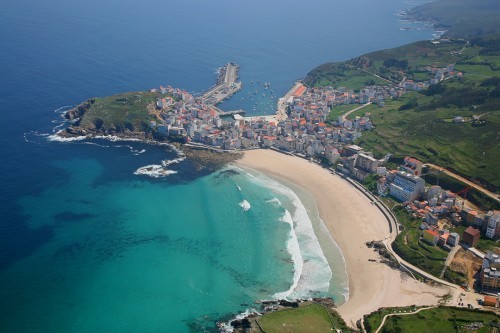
{"left": 463, "top": 226, "right": 480, "bottom": 247}
{"left": 422, "top": 229, "right": 439, "bottom": 245}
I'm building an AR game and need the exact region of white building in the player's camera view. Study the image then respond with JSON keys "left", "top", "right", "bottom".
{"left": 486, "top": 213, "right": 500, "bottom": 239}
{"left": 389, "top": 171, "right": 425, "bottom": 202}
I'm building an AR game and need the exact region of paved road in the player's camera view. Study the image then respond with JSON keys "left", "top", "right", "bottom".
{"left": 224, "top": 63, "right": 238, "bottom": 85}
{"left": 201, "top": 63, "right": 240, "bottom": 102}
{"left": 275, "top": 82, "right": 303, "bottom": 121}
{"left": 341, "top": 102, "right": 372, "bottom": 122}
{"left": 374, "top": 306, "right": 436, "bottom": 333}
{"left": 424, "top": 163, "right": 499, "bottom": 203}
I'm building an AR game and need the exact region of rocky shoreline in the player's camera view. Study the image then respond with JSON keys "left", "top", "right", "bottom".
{"left": 58, "top": 102, "right": 242, "bottom": 171}
{"left": 59, "top": 99, "right": 151, "bottom": 139}
{"left": 219, "top": 298, "right": 337, "bottom": 333}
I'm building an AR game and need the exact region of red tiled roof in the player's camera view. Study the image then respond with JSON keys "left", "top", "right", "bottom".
{"left": 464, "top": 226, "right": 480, "bottom": 236}
{"left": 425, "top": 229, "right": 439, "bottom": 237}
{"left": 293, "top": 85, "right": 306, "bottom": 97}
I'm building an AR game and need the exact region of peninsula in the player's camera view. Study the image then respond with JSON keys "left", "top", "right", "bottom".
{"left": 60, "top": 63, "right": 243, "bottom": 141}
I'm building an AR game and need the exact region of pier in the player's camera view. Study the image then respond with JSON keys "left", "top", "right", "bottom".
{"left": 200, "top": 63, "right": 242, "bottom": 106}
{"left": 275, "top": 82, "right": 305, "bottom": 121}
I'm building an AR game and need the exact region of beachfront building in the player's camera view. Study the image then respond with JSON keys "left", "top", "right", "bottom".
{"left": 481, "top": 252, "right": 500, "bottom": 293}
{"left": 355, "top": 153, "right": 380, "bottom": 172}
{"left": 344, "top": 144, "right": 364, "bottom": 157}
{"left": 389, "top": 171, "right": 425, "bottom": 202}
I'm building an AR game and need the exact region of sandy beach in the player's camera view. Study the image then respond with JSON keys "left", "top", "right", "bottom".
{"left": 236, "top": 149, "right": 451, "bottom": 327}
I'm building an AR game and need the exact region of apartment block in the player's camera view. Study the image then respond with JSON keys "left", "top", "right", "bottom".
{"left": 481, "top": 252, "right": 500, "bottom": 293}
{"left": 389, "top": 171, "right": 425, "bottom": 202}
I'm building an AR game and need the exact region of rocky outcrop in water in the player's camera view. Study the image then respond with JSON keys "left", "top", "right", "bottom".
{"left": 64, "top": 99, "right": 95, "bottom": 122}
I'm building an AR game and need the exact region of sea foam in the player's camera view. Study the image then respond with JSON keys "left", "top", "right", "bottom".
{"left": 134, "top": 164, "right": 177, "bottom": 178}
{"left": 47, "top": 132, "right": 86, "bottom": 142}
{"left": 265, "top": 197, "right": 282, "bottom": 206}
{"left": 236, "top": 166, "right": 334, "bottom": 300}
{"left": 161, "top": 156, "right": 186, "bottom": 167}
{"left": 273, "top": 209, "right": 303, "bottom": 300}
{"left": 239, "top": 199, "right": 251, "bottom": 211}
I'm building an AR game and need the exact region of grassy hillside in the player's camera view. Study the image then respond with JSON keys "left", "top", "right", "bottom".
{"left": 305, "top": 36, "right": 500, "bottom": 190}
{"left": 354, "top": 90, "right": 500, "bottom": 189}
{"left": 256, "top": 303, "right": 356, "bottom": 333}
{"left": 391, "top": 206, "right": 449, "bottom": 278}
{"left": 78, "top": 91, "right": 161, "bottom": 133}
{"left": 305, "top": 36, "right": 500, "bottom": 88}
{"left": 364, "top": 306, "right": 500, "bottom": 333}
{"left": 407, "top": 0, "right": 500, "bottom": 37}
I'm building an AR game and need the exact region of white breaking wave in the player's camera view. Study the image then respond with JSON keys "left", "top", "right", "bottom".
{"left": 239, "top": 199, "right": 251, "bottom": 211}
{"left": 265, "top": 197, "right": 282, "bottom": 206}
{"left": 94, "top": 135, "right": 142, "bottom": 142}
{"left": 114, "top": 144, "right": 146, "bottom": 155}
{"left": 236, "top": 185, "right": 242, "bottom": 191}
{"left": 51, "top": 121, "right": 67, "bottom": 133}
{"left": 220, "top": 308, "right": 262, "bottom": 333}
{"left": 236, "top": 166, "right": 334, "bottom": 300}
{"left": 24, "top": 131, "right": 51, "bottom": 143}
{"left": 161, "top": 156, "right": 186, "bottom": 167}
{"left": 273, "top": 209, "right": 303, "bottom": 300}
{"left": 47, "top": 131, "right": 86, "bottom": 142}
{"left": 82, "top": 142, "right": 110, "bottom": 148}
{"left": 54, "top": 105, "right": 74, "bottom": 114}
{"left": 134, "top": 164, "right": 177, "bottom": 178}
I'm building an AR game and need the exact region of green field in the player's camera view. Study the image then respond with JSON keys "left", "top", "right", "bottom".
{"left": 79, "top": 91, "right": 161, "bottom": 132}
{"left": 306, "top": 39, "right": 475, "bottom": 87}
{"left": 456, "top": 64, "right": 498, "bottom": 77}
{"left": 326, "top": 104, "right": 379, "bottom": 123}
{"left": 306, "top": 36, "right": 500, "bottom": 190}
{"left": 256, "top": 303, "right": 355, "bottom": 333}
{"left": 353, "top": 91, "right": 500, "bottom": 189}
{"left": 364, "top": 306, "right": 500, "bottom": 333}
{"left": 306, "top": 65, "right": 389, "bottom": 90}
{"left": 306, "top": 30, "right": 500, "bottom": 187}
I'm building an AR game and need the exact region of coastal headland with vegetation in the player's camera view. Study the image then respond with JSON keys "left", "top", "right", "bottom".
{"left": 56, "top": 0, "right": 500, "bottom": 331}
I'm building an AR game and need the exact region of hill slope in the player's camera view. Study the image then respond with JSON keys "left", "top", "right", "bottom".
{"left": 407, "top": 0, "right": 500, "bottom": 37}
{"left": 305, "top": 36, "right": 500, "bottom": 190}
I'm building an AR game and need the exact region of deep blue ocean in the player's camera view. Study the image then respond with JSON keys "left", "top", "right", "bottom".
{"left": 0, "top": 0, "right": 434, "bottom": 331}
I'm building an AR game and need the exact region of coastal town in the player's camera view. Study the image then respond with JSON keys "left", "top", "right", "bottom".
{"left": 146, "top": 61, "right": 500, "bottom": 314}
{"left": 6, "top": 0, "right": 500, "bottom": 331}
{"left": 57, "top": 38, "right": 500, "bottom": 329}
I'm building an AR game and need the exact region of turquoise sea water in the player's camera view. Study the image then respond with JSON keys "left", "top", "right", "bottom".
{"left": 0, "top": 0, "right": 435, "bottom": 331}
{"left": 3, "top": 157, "right": 296, "bottom": 332}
